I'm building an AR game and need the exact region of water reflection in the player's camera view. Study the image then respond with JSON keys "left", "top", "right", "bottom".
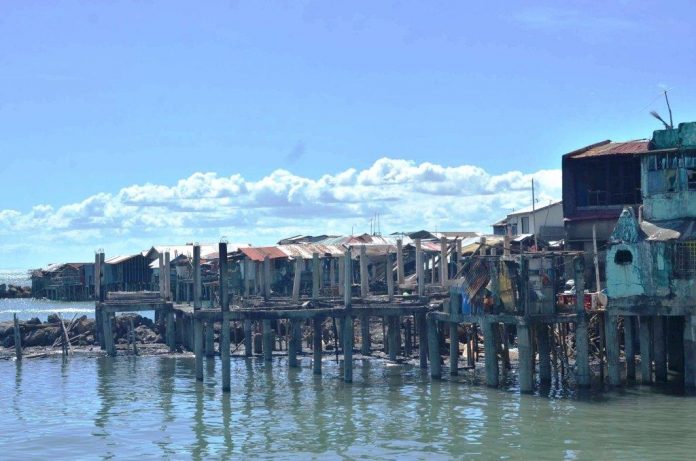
{"left": 2, "top": 354, "right": 696, "bottom": 459}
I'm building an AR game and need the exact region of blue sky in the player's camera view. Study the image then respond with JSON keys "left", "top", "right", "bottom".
{"left": 2, "top": 0, "right": 696, "bottom": 268}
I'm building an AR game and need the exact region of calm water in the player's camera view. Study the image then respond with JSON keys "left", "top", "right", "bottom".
{"left": 2, "top": 355, "right": 696, "bottom": 460}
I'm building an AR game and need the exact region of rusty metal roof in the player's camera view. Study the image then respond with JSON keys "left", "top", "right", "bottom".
{"left": 238, "top": 246, "right": 289, "bottom": 262}
{"left": 565, "top": 140, "right": 649, "bottom": 159}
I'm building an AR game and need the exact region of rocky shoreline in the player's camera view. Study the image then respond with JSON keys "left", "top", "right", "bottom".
{"left": 0, "top": 314, "right": 167, "bottom": 359}
{"left": 0, "top": 284, "right": 31, "bottom": 299}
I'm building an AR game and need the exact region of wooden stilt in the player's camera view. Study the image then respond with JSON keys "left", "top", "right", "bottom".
{"left": 404, "top": 318, "right": 412, "bottom": 357}
{"left": 427, "top": 315, "right": 441, "bottom": 378}
{"left": 605, "top": 313, "right": 621, "bottom": 386}
{"left": 13, "top": 313, "right": 22, "bottom": 361}
{"left": 415, "top": 239, "right": 424, "bottom": 298}
{"left": 220, "top": 242, "right": 231, "bottom": 392}
{"left": 360, "top": 314, "right": 370, "bottom": 355}
{"left": 313, "top": 317, "right": 323, "bottom": 375}
{"left": 484, "top": 320, "right": 499, "bottom": 386}
{"left": 292, "top": 258, "right": 302, "bottom": 303}
{"left": 654, "top": 316, "right": 667, "bottom": 383}
{"left": 449, "top": 321, "right": 458, "bottom": 375}
{"left": 640, "top": 315, "right": 653, "bottom": 384}
{"left": 344, "top": 315, "right": 354, "bottom": 383}
{"left": 359, "top": 245, "right": 369, "bottom": 298}
{"left": 573, "top": 257, "right": 591, "bottom": 387}
{"left": 396, "top": 238, "right": 404, "bottom": 286}
{"left": 388, "top": 316, "right": 399, "bottom": 361}
{"left": 193, "top": 245, "right": 204, "bottom": 381}
{"left": 312, "top": 253, "right": 320, "bottom": 300}
{"left": 288, "top": 319, "right": 300, "bottom": 368}
{"left": 263, "top": 319, "right": 273, "bottom": 363}
{"left": 624, "top": 316, "right": 636, "bottom": 381}
{"left": 518, "top": 321, "right": 534, "bottom": 393}
{"left": 417, "top": 312, "right": 428, "bottom": 369}
{"left": 684, "top": 315, "right": 696, "bottom": 388}
{"left": 244, "top": 320, "right": 252, "bottom": 357}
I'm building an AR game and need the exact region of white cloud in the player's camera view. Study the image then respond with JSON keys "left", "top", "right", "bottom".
{"left": 0, "top": 157, "right": 561, "bottom": 267}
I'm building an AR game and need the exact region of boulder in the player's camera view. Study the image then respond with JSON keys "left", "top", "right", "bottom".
{"left": 47, "top": 314, "right": 61, "bottom": 324}
{"left": 26, "top": 317, "right": 41, "bottom": 325}
{"left": 24, "top": 326, "right": 60, "bottom": 346}
{"left": 0, "top": 321, "right": 14, "bottom": 339}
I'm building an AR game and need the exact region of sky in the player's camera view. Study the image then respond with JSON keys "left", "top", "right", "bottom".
{"left": 2, "top": 0, "right": 696, "bottom": 269}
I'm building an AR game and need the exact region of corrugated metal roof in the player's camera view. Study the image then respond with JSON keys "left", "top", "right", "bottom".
{"left": 278, "top": 244, "right": 346, "bottom": 259}
{"left": 105, "top": 254, "right": 141, "bottom": 265}
{"left": 238, "top": 246, "right": 289, "bottom": 262}
{"left": 565, "top": 140, "right": 649, "bottom": 159}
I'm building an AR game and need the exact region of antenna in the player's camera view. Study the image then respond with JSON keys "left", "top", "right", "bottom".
{"left": 650, "top": 89, "right": 674, "bottom": 129}
{"left": 665, "top": 90, "right": 674, "bottom": 129}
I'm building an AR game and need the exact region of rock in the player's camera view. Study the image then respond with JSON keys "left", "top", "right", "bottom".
{"left": 2, "top": 336, "right": 14, "bottom": 347}
{"left": 24, "top": 326, "right": 60, "bottom": 346}
{"left": 26, "top": 317, "right": 41, "bottom": 325}
{"left": 0, "top": 321, "right": 14, "bottom": 338}
{"left": 47, "top": 314, "right": 61, "bottom": 324}
{"left": 134, "top": 325, "right": 158, "bottom": 343}
{"left": 73, "top": 316, "right": 94, "bottom": 335}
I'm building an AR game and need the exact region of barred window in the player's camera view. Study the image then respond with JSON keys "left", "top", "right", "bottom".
{"left": 673, "top": 242, "right": 696, "bottom": 278}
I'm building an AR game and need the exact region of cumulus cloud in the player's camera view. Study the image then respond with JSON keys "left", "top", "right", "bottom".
{"left": 0, "top": 157, "right": 561, "bottom": 267}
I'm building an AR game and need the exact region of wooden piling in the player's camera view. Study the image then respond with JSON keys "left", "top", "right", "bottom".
{"left": 537, "top": 324, "right": 551, "bottom": 384}
{"left": 359, "top": 245, "right": 369, "bottom": 298}
{"left": 263, "top": 319, "right": 273, "bottom": 363}
{"left": 386, "top": 252, "right": 394, "bottom": 302}
{"left": 166, "top": 307, "right": 175, "bottom": 352}
{"left": 415, "top": 239, "right": 424, "bottom": 298}
{"left": 417, "top": 312, "right": 428, "bottom": 369}
{"left": 338, "top": 255, "right": 345, "bottom": 297}
{"left": 164, "top": 251, "right": 171, "bottom": 301}
{"left": 220, "top": 242, "right": 231, "bottom": 392}
{"left": 344, "top": 249, "right": 352, "bottom": 308}
{"left": 205, "top": 321, "right": 215, "bottom": 357}
{"left": 449, "top": 321, "right": 458, "bottom": 375}
{"left": 573, "top": 257, "right": 591, "bottom": 387}
{"left": 244, "top": 320, "right": 252, "bottom": 357}
{"left": 313, "top": 317, "right": 323, "bottom": 375}
{"left": 654, "top": 316, "right": 667, "bottom": 383}
{"left": 292, "top": 258, "right": 302, "bottom": 303}
{"left": 483, "top": 319, "right": 499, "bottom": 386}
{"left": 518, "top": 321, "right": 534, "bottom": 393}
{"left": 360, "top": 314, "right": 370, "bottom": 355}
{"left": 440, "top": 237, "right": 448, "bottom": 287}
{"left": 624, "top": 316, "right": 636, "bottom": 381}
{"left": 158, "top": 253, "right": 165, "bottom": 300}
{"left": 427, "top": 315, "right": 441, "bottom": 379}
{"left": 606, "top": 313, "right": 621, "bottom": 386}
{"left": 311, "top": 253, "right": 320, "bottom": 299}
{"left": 344, "top": 315, "right": 354, "bottom": 383}
{"left": 102, "top": 310, "right": 115, "bottom": 356}
{"left": 396, "top": 238, "right": 404, "bottom": 285}
{"left": 263, "top": 255, "right": 272, "bottom": 301}
{"left": 13, "top": 313, "right": 22, "bottom": 360}
{"left": 404, "top": 318, "right": 412, "bottom": 357}
{"left": 639, "top": 315, "right": 653, "bottom": 384}
{"left": 288, "top": 319, "right": 300, "bottom": 368}
{"left": 684, "top": 315, "right": 696, "bottom": 388}
{"left": 193, "top": 244, "right": 204, "bottom": 381}
{"left": 388, "top": 316, "right": 399, "bottom": 361}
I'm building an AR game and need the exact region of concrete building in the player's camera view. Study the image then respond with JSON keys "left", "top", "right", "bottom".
{"left": 492, "top": 200, "right": 564, "bottom": 242}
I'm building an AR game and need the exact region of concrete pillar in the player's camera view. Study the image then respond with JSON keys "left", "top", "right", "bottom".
{"left": 574, "top": 256, "right": 591, "bottom": 387}
{"left": 624, "top": 316, "right": 636, "bottom": 381}
{"left": 605, "top": 313, "right": 621, "bottom": 386}
{"left": 654, "top": 316, "right": 667, "bottom": 383}
{"left": 415, "top": 239, "right": 424, "bottom": 298}
{"left": 640, "top": 315, "right": 653, "bottom": 384}
{"left": 396, "top": 238, "right": 404, "bottom": 285}
{"left": 292, "top": 258, "right": 302, "bottom": 303}
{"left": 359, "top": 245, "right": 369, "bottom": 298}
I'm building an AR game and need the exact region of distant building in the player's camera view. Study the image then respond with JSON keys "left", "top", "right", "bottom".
{"left": 492, "top": 200, "right": 564, "bottom": 241}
